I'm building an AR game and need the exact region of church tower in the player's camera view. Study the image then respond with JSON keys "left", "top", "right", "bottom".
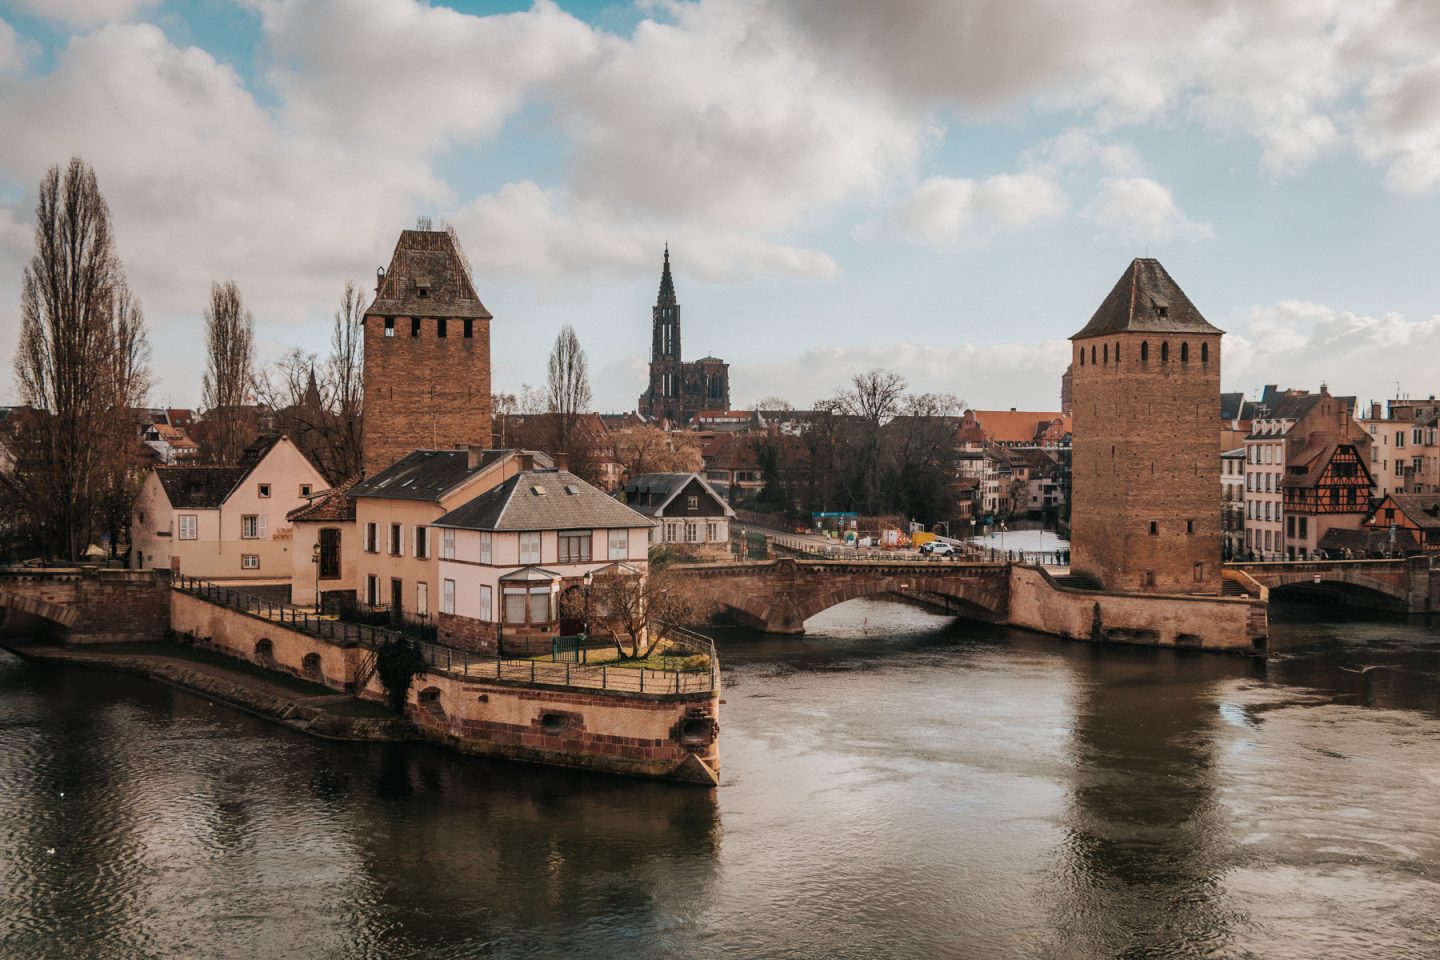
{"left": 637, "top": 247, "right": 729, "bottom": 424}
{"left": 361, "top": 229, "right": 493, "bottom": 475}
{"left": 1069, "top": 259, "right": 1223, "bottom": 595}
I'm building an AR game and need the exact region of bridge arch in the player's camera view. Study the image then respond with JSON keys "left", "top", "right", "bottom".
{"left": 0, "top": 589, "right": 81, "bottom": 640}
{"left": 791, "top": 577, "right": 1006, "bottom": 626}
{"left": 1262, "top": 570, "right": 1410, "bottom": 607}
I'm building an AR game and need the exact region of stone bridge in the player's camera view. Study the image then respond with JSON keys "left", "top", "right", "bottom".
{"left": 0, "top": 567, "right": 172, "bottom": 644}
{"left": 1227, "top": 556, "right": 1437, "bottom": 614}
{"left": 673, "top": 558, "right": 1011, "bottom": 634}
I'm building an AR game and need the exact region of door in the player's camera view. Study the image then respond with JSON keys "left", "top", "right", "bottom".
{"left": 319, "top": 528, "right": 341, "bottom": 579}
{"left": 391, "top": 578, "right": 403, "bottom": 618}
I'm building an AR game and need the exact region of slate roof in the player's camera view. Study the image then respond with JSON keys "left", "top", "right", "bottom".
{"left": 1387, "top": 494, "right": 1440, "bottom": 530}
{"left": 1248, "top": 394, "right": 1323, "bottom": 434}
{"left": 353, "top": 449, "right": 511, "bottom": 502}
{"left": 620, "top": 472, "right": 735, "bottom": 518}
{"left": 366, "top": 229, "right": 492, "bottom": 321}
{"left": 434, "top": 470, "right": 654, "bottom": 532}
{"left": 156, "top": 466, "right": 248, "bottom": 509}
{"left": 1073, "top": 258, "right": 1223, "bottom": 339}
{"left": 1319, "top": 526, "right": 1419, "bottom": 557}
{"left": 288, "top": 475, "right": 360, "bottom": 523}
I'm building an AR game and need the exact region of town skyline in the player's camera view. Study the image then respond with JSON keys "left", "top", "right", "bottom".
{"left": 2, "top": 1, "right": 1440, "bottom": 411}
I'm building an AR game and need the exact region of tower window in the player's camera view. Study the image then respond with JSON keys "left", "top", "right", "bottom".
{"left": 1186, "top": 519, "right": 1194, "bottom": 534}
{"left": 411, "top": 317, "right": 420, "bottom": 337}
{"left": 1149, "top": 520, "right": 1158, "bottom": 536}
{"left": 1090, "top": 345, "right": 1096, "bottom": 364}
{"left": 384, "top": 317, "right": 395, "bottom": 338}
{"left": 1115, "top": 342, "right": 1120, "bottom": 363}
{"left": 1201, "top": 343, "right": 1209, "bottom": 363}
{"left": 437, "top": 318, "right": 447, "bottom": 338}
{"left": 1161, "top": 342, "right": 1170, "bottom": 363}
{"left": 1141, "top": 341, "right": 1149, "bottom": 362}
{"left": 1181, "top": 342, "right": 1189, "bottom": 363}
{"left": 463, "top": 318, "right": 473, "bottom": 339}
{"left": 1079, "top": 349, "right": 1085, "bottom": 367}
{"left": 1103, "top": 343, "right": 1108, "bottom": 365}
{"left": 417, "top": 285, "right": 430, "bottom": 299}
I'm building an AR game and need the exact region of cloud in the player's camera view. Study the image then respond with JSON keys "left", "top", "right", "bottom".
{"left": 1084, "top": 177, "right": 1213, "bottom": 242}
{"left": 885, "top": 172, "right": 1066, "bottom": 246}
{"left": 10, "top": 0, "right": 160, "bottom": 29}
{"left": 1225, "top": 300, "right": 1440, "bottom": 401}
{"left": 730, "top": 339, "right": 1073, "bottom": 410}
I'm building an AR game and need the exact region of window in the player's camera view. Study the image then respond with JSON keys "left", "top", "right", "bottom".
{"left": 685, "top": 522, "right": 698, "bottom": 542}
{"left": 687, "top": 495, "right": 699, "bottom": 511}
{"left": 504, "top": 588, "right": 527, "bottom": 623}
{"left": 257, "top": 483, "right": 271, "bottom": 498}
{"left": 1090, "top": 345, "right": 1096, "bottom": 364}
{"left": 384, "top": 317, "right": 395, "bottom": 337}
{"left": 1180, "top": 342, "right": 1189, "bottom": 363}
{"left": 442, "top": 528, "right": 455, "bottom": 560}
{"left": 241, "top": 515, "right": 264, "bottom": 539}
{"left": 1148, "top": 520, "right": 1158, "bottom": 536}
{"left": 519, "top": 531, "right": 540, "bottom": 564}
{"left": 480, "top": 531, "right": 492, "bottom": 564}
{"left": 390, "top": 523, "right": 403, "bottom": 556}
{"left": 502, "top": 586, "right": 552, "bottom": 624}
{"left": 665, "top": 521, "right": 679, "bottom": 543}
{"left": 417, "top": 284, "right": 430, "bottom": 298}
{"left": 411, "top": 317, "right": 420, "bottom": 338}
{"left": 367, "top": 574, "right": 379, "bottom": 606}
{"left": 529, "top": 587, "right": 551, "bottom": 622}
{"left": 1299, "top": 517, "right": 1308, "bottom": 539}
{"left": 178, "top": 514, "right": 197, "bottom": 540}
{"left": 417, "top": 581, "right": 429, "bottom": 616}
{"left": 365, "top": 522, "right": 378, "bottom": 553}
{"left": 241, "top": 554, "right": 259, "bottom": 570}
{"left": 1161, "top": 342, "right": 1169, "bottom": 363}
{"left": 559, "top": 531, "right": 591, "bottom": 563}
{"left": 1186, "top": 519, "right": 1194, "bottom": 535}
{"left": 1201, "top": 343, "right": 1209, "bottom": 363}
{"left": 1193, "top": 562, "right": 1204, "bottom": 582}
{"left": 707, "top": 521, "right": 719, "bottom": 542}
{"left": 300, "top": 484, "right": 312, "bottom": 497}
{"left": 608, "top": 529, "right": 628, "bottom": 560}
{"left": 479, "top": 584, "right": 493, "bottom": 622}
{"left": 1414, "top": 428, "right": 1424, "bottom": 445}
{"left": 1141, "top": 341, "right": 1149, "bottom": 362}
{"left": 1396, "top": 431, "right": 1406, "bottom": 448}
{"left": 441, "top": 579, "right": 455, "bottom": 615}
{"left": 437, "top": 318, "right": 447, "bottom": 338}
{"left": 464, "top": 318, "right": 473, "bottom": 339}
{"left": 319, "top": 528, "right": 341, "bottom": 578}
{"left": 415, "top": 525, "right": 428, "bottom": 559}
{"left": 1103, "top": 343, "right": 1109, "bottom": 364}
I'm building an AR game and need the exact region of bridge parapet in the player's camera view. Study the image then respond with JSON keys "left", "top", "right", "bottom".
{"left": 0, "top": 566, "right": 171, "bottom": 643}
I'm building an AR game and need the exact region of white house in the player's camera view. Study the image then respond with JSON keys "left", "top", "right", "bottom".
{"left": 618, "top": 472, "right": 735, "bottom": 556}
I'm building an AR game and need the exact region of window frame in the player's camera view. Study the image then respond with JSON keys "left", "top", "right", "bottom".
{"left": 178, "top": 514, "right": 198, "bottom": 540}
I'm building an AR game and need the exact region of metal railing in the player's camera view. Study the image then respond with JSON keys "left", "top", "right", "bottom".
{"left": 173, "top": 575, "right": 718, "bottom": 695}
{"left": 766, "top": 534, "right": 1066, "bottom": 566}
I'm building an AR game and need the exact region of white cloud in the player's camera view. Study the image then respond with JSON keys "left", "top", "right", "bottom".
{"left": 731, "top": 339, "right": 1072, "bottom": 411}
{"left": 1225, "top": 300, "right": 1440, "bottom": 401}
{"left": 886, "top": 173, "right": 1066, "bottom": 246}
{"left": 1085, "top": 177, "right": 1213, "bottom": 243}
{"left": 10, "top": 0, "right": 159, "bottom": 29}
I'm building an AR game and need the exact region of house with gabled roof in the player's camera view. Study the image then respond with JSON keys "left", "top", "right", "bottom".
{"left": 347, "top": 447, "right": 551, "bottom": 621}
{"left": 430, "top": 467, "right": 655, "bottom": 654}
{"left": 286, "top": 474, "right": 360, "bottom": 607}
{"left": 1366, "top": 493, "right": 1440, "bottom": 554}
{"left": 129, "top": 435, "right": 328, "bottom": 578}
{"left": 619, "top": 472, "right": 735, "bottom": 556}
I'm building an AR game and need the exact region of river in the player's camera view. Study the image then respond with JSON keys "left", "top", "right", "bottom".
{"left": 1, "top": 600, "right": 1437, "bottom": 959}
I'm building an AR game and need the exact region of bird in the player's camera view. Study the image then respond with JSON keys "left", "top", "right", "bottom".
{"left": 1339, "top": 664, "right": 1386, "bottom": 674}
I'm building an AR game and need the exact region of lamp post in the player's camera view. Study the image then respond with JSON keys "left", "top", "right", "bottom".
{"left": 582, "top": 570, "right": 593, "bottom": 663}
{"left": 311, "top": 541, "right": 321, "bottom": 611}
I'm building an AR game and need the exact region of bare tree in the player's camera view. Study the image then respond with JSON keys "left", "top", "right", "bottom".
{"left": 752, "top": 395, "right": 793, "bottom": 411}
{"left": 546, "top": 325, "right": 592, "bottom": 454}
{"left": 328, "top": 280, "right": 365, "bottom": 478}
{"left": 10, "top": 158, "right": 151, "bottom": 560}
{"left": 608, "top": 424, "right": 701, "bottom": 480}
{"left": 200, "top": 280, "right": 256, "bottom": 463}
{"left": 831, "top": 369, "right": 906, "bottom": 514}
{"left": 564, "top": 563, "right": 716, "bottom": 659}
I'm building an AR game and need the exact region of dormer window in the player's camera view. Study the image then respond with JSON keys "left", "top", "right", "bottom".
{"left": 531, "top": 485, "right": 547, "bottom": 496}
{"left": 564, "top": 484, "right": 580, "bottom": 495}
{"left": 417, "top": 284, "right": 430, "bottom": 299}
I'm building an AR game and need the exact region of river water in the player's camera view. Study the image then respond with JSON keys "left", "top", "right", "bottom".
{"left": 1, "top": 600, "right": 1437, "bottom": 959}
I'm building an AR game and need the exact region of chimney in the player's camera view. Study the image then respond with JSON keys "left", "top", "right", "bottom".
{"left": 467, "top": 445, "right": 487, "bottom": 471}
{"left": 516, "top": 452, "right": 535, "bottom": 472}
{"left": 1371, "top": 402, "right": 1383, "bottom": 420}
{"left": 554, "top": 452, "right": 570, "bottom": 472}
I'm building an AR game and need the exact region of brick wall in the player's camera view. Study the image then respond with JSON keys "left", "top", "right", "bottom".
{"left": 1070, "top": 331, "right": 1224, "bottom": 594}
{"left": 0, "top": 568, "right": 171, "bottom": 645}
{"left": 362, "top": 316, "right": 492, "bottom": 475}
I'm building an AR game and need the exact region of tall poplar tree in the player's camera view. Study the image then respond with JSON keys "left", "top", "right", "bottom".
{"left": 200, "top": 280, "right": 256, "bottom": 463}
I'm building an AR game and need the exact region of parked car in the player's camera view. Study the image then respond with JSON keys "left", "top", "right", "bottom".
{"left": 920, "top": 542, "right": 957, "bottom": 557}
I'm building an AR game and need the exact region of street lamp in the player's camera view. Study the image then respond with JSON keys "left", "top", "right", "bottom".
{"left": 582, "top": 570, "right": 594, "bottom": 663}
{"left": 310, "top": 541, "right": 321, "bottom": 611}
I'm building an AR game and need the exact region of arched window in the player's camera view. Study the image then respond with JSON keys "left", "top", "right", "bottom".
{"left": 1079, "top": 348, "right": 1085, "bottom": 367}
{"left": 1161, "top": 342, "right": 1170, "bottom": 363}
{"left": 1181, "top": 342, "right": 1190, "bottom": 363}
{"left": 1103, "top": 343, "right": 1109, "bottom": 365}
{"left": 1090, "top": 345, "right": 1096, "bottom": 364}
{"left": 1141, "top": 341, "right": 1149, "bottom": 362}
{"left": 1115, "top": 342, "right": 1121, "bottom": 363}
{"left": 1201, "top": 342, "right": 1210, "bottom": 363}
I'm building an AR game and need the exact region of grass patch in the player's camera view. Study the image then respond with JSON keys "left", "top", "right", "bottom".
{"left": 88, "top": 641, "right": 335, "bottom": 697}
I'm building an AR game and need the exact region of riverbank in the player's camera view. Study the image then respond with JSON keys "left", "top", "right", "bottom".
{"left": 0, "top": 639, "right": 417, "bottom": 743}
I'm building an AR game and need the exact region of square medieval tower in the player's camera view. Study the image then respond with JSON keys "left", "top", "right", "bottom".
{"left": 362, "top": 229, "right": 493, "bottom": 475}
{"left": 1069, "top": 258, "right": 1223, "bottom": 595}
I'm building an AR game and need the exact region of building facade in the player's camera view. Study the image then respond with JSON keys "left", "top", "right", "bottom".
{"left": 637, "top": 248, "right": 729, "bottom": 426}
{"left": 1221, "top": 447, "right": 1245, "bottom": 560}
{"left": 362, "top": 229, "right": 493, "bottom": 474}
{"left": 1069, "top": 258, "right": 1224, "bottom": 594}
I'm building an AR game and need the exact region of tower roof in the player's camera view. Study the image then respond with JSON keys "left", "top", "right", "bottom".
{"left": 657, "top": 244, "right": 677, "bottom": 307}
{"left": 366, "top": 229, "right": 492, "bottom": 320}
{"left": 1071, "top": 258, "right": 1222, "bottom": 340}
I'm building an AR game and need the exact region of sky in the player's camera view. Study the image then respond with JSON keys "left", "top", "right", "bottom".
{"left": 1, "top": 0, "right": 1439, "bottom": 414}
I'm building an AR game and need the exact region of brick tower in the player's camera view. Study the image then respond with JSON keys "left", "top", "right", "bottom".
{"left": 362, "top": 229, "right": 493, "bottom": 474}
{"left": 1069, "top": 258, "right": 1223, "bottom": 594}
